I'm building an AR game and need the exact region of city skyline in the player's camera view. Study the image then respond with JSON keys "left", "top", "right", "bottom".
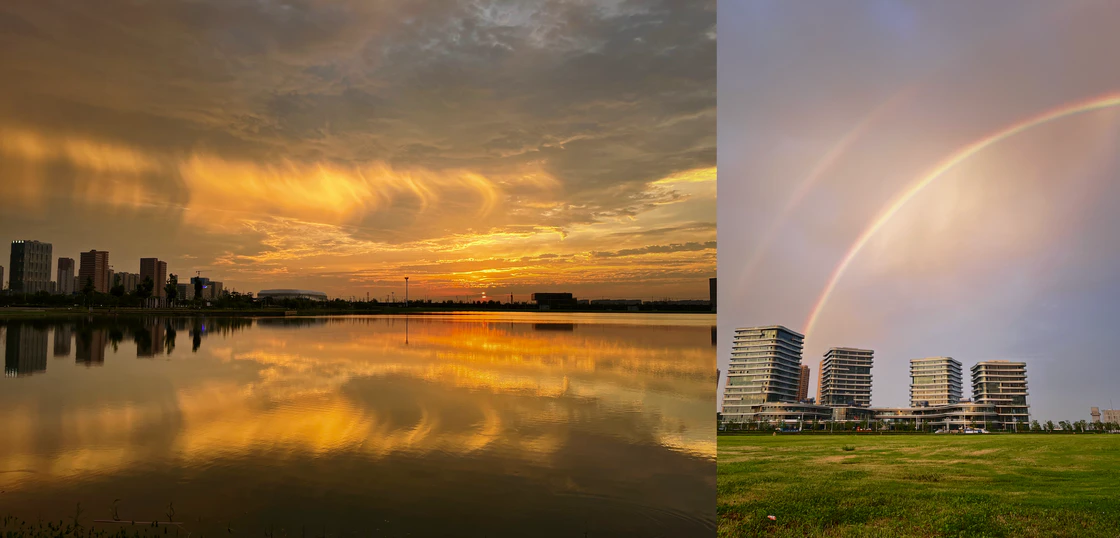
{"left": 1, "top": 236, "right": 710, "bottom": 302}
{"left": 0, "top": 1, "right": 715, "bottom": 300}
{"left": 718, "top": 1, "right": 1120, "bottom": 423}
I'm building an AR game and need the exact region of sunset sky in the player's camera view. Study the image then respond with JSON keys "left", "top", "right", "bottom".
{"left": 719, "top": 1, "right": 1120, "bottom": 421}
{"left": 0, "top": 0, "right": 715, "bottom": 300}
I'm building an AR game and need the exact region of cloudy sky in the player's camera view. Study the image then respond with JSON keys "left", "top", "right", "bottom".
{"left": 719, "top": 0, "right": 1120, "bottom": 422}
{"left": 0, "top": 0, "right": 715, "bottom": 300}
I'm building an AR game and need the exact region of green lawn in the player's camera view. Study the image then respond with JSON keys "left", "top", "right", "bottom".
{"left": 718, "top": 434, "right": 1120, "bottom": 538}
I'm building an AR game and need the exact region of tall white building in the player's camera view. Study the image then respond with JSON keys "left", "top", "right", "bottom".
{"left": 722, "top": 325, "right": 804, "bottom": 420}
{"left": 820, "top": 347, "right": 874, "bottom": 408}
{"left": 910, "top": 357, "right": 963, "bottom": 407}
{"left": 971, "top": 361, "right": 1029, "bottom": 429}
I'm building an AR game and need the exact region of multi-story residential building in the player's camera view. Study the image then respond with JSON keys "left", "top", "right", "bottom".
{"left": 910, "top": 357, "right": 963, "bottom": 407}
{"left": 78, "top": 250, "right": 110, "bottom": 293}
{"left": 115, "top": 272, "right": 141, "bottom": 293}
{"left": 722, "top": 325, "right": 805, "bottom": 420}
{"left": 8, "top": 240, "right": 53, "bottom": 293}
{"left": 140, "top": 258, "right": 168, "bottom": 298}
{"left": 971, "top": 361, "right": 1029, "bottom": 429}
{"left": 797, "top": 365, "right": 811, "bottom": 402}
{"left": 820, "top": 347, "right": 874, "bottom": 408}
{"left": 57, "top": 258, "right": 75, "bottom": 295}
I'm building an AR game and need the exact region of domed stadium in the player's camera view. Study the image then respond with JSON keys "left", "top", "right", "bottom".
{"left": 256, "top": 289, "right": 329, "bottom": 302}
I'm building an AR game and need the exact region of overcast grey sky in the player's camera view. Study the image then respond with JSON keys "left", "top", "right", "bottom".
{"left": 718, "top": 0, "right": 1120, "bottom": 422}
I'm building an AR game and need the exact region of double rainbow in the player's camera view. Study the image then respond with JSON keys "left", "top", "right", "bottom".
{"left": 803, "top": 91, "right": 1120, "bottom": 338}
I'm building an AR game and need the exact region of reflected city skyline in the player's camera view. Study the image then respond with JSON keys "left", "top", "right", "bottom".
{"left": 0, "top": 314, "right": 715, "bottom": 536}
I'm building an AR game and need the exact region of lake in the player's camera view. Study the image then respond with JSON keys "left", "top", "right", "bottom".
{"left": 0, "top": 313, "right": 716, "bottom": 537}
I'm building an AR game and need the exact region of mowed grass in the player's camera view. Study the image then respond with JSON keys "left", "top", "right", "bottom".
{"left": 718, "top": 434, "right": 1120, "bottom": 538}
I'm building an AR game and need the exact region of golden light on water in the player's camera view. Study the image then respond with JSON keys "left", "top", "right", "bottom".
{"left": 0, "top": 317, "right": 714, "bottom": 490}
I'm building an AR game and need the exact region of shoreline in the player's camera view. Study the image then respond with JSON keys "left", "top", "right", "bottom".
{"left": 0, "top": 306, "right": 716, "bottom": 319}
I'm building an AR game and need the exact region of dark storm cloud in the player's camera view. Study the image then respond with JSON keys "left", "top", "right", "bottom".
{"left": 0, "top": 0, "right": 714, "bottom": 231}
{"left": 0, "top": 0, "right": 714, "bottom": 299}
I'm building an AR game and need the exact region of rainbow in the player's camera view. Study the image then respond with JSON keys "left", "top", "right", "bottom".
{"left": 738, "top": 87, "right": 915, "bottom": 289}
{"left": 803, "top": 91, "right": 1120, "bottom": 338}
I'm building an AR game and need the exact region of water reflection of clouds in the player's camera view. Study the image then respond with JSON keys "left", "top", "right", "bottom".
{"left": 0, "top": 315, "right": 713, "bottom": 491}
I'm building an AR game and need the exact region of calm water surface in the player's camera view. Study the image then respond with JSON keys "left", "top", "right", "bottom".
{"left": 0, "top": 314, "right": 715, "bottom": 537}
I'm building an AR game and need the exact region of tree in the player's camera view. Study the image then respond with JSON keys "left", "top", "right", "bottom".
{"left": 1045, "top": 420, "right": 1055, "bottom": 433}
{"left": 82, "top": 277, "right": 95, "bottom": 297}
{"left": 137, "top": 277, "right": 154, "bottom": 299}
{"left": 166, "top": 274, "right": 179, "bottom": 304}
{"left": 1031, "top": 420, "right": 1041, "bottom": 432}
{"left": 194, "top": 279, "right": 203, "bottom": 303}
{"left": 110, "top": 283, "right": 125, "bottom": 297}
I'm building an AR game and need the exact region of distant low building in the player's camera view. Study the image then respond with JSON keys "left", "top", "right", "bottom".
{"left": 1093, "top": 408, "right": 1120, "bottom": 424}
{"left": 531, "top": 292, "right": 576, "bottom": 308}
{"left": 646, "top": 299, "right": 710, "bottom": 306}
{"left": 721, "top": 401, "right": 1007, "bottom": 431}
{"left": 589, "top": 299, "right": 642, "bottom": 306}
{"left": 257, "top": 289, "right": 328, "bottom": 302}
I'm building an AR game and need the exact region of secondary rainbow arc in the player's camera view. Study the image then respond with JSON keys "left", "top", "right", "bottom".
{"left": 803, "top": 91, "right": 1120, "bottom": 339}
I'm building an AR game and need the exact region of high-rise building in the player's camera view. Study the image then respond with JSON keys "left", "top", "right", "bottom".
{"left": 971, "top": 361, "right": 1029, "bottom": 429}
{"left": 78, "top": 250, "right": 110, "bottom": 293}
{"left": 721, "top": 325, "right": 804, "bottom": 419}
{"left": 910, "top": 357, "right": 963, "bottom": 407}
{"left": 158, "top": 261, "right": 167, "bottom": 297}
{"left": 797, "top": 364, "right": 810, "bottom": 402}
{"left": 210, "top": 280, "right": 223, "bottom": 298}
{"left": 0, "top": 265, "right": 4, "bottom": 290}
{"left": 820, "top": 347, "right": 874, "bottom": 408}
{"left": 57, "top": 258, "right": 76, "bottom": 295}
{"left": 8, "top": 240, "right": 53, "bottom": 293}
{"left": 709, "top": 277, "right": 716, "bottom": 312}
{"left": 140, "top": 258, "right": 168, "bottom": 297}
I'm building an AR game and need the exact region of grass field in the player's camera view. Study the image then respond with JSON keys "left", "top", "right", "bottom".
{"left": 718, "top": 434, "right": 1120, "bottom": 538}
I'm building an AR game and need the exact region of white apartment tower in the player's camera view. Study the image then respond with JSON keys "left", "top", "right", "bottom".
{"left": 819, "top": 347, "right": 874, "bottom": 408}
{"left": 971, "top": 361, "right": 1029, "bottom": 429}
{"left": 721, "top": 325, "right": 804, "bottom": 420}
{"left": 910, "top": 357, "right": 963, "bottom": 407}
